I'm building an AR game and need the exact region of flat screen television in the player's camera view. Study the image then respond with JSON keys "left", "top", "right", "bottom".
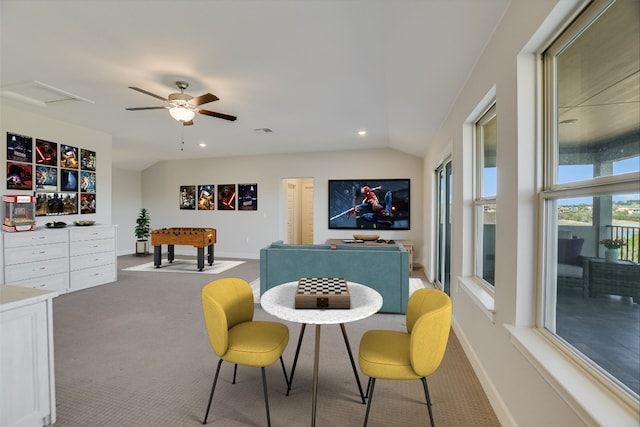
{"left": 328, "top": 179, "right": 410, "bottom": 230}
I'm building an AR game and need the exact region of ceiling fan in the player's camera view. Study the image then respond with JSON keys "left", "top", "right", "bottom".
{"left": 125, "top": 81, "right": 237, "bottom": 125}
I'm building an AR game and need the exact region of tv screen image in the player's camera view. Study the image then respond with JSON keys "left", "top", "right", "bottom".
{"left": 328, "top": 179, "right": 410, "bottom": 230}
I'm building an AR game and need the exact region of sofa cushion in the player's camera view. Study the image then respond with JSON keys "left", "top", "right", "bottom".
{"left": 558, "top": 238, "right": 584, "bottom": 265}
{"left": 270, "top": 242, "right": 332, "bottom": 250}
{"left": 557, "top": 263, "right": 583, "bottom": 278}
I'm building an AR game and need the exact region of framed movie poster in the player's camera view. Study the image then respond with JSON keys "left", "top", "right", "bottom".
{"left": 60, "top": 144, "right": 79, "bottom": 169}
{"left": 60, "top": 169, "right": 78, "bottom": 192}
{"left": 218, "top": 184, "right": 236, "bottom": 210}
{"left": 7, "top": 132, "right": 33, "bottom": 163}
{"left": 180, "top": 185, "right": 196, "bottom": 210}
{"left": 6, "top": 161, "right": 33, "bottom": 190}
{"left": 238, "top": 184, "right": 258, "bottom": 211}
{"left": 35, "top": 139, "right": 57, "bottom": 165}
{"left": 35, "top": 192, "right": 78, "bottom": 216}
{"left": 81, "top": 149, "right": 96, "bottom": 171}
{"left": 80, "top": 193, "right": 96, "bottom": 214}
{"left": 35, "top": 165, "right": 57, "bottom": 191}
{"left": 328, "top": 179, "right": 410, "bottom": 230}
{"left": 80, "top": 171, "right": 96, "bottom": 192}
{"left": 197, "top": 185, "right": 215, "bottom": 210}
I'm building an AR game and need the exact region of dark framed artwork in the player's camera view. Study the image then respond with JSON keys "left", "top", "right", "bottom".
{"left": 238, "top": 184, "right": 258, "bottom": 211}
{"left": 60, "top": 169, "right": 78, "bottom": 192}
{"left": 60, "top": 144, "right": 79, "bottom": 169}
{"left": 7, "top": 132, "right": 33, "bottom": 163}
{"left": 197, "top": 185, "right": 215, "bottom": 210}
{"left": 80, "top": 149, "right": 96, "bottom": 171}
{"left": 180, "top": 185, "right": 196, "bottom": 210}
{"left": 328, "top": 179, "right": 410, "bottom": 230}
{"left": 217, "top": 184, "right": 236, "bottom": 210}
{"left": 35, "top": 165, "right": 57, "bottom": 191}
{"left": 35, "top": 139, "right": 58, "bottom": 166}
{"left": 6, "top": 161, "right": 33, "bottom": 190}
{"left": 35, "top": 192, "right": 78, "bottom": 216}
{"left": 80, "top": 171, "right": 96, "bottom": 192}
{"left": 80, "top": 193, "right": 96, "bottom": 214}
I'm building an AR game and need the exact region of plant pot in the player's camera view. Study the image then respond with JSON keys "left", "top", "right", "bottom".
{"left": 136, "top": 240, "right": 149, "bottom": 255}
{"left": 604, "top": 248, "right": 619, "bottom": 263}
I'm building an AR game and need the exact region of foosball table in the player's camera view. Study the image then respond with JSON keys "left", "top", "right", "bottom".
{"left": 151, "top": 227, "right": 216, "bottom": 271}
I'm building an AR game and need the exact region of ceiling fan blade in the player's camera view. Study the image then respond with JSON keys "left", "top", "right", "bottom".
{"left": 182, "top": 120, "right": 194, "bottom": 126}
{"left": 190, "top": 93, "right": 219, "bottom": 106}
{"left": 128, "top": 87, "right": 168, "bottom": 102}
{"left": 198, "top": 109, "right": 237, "bottom": 121}
{"left": 125, "top": 106, "right": 168, "bottom": 111}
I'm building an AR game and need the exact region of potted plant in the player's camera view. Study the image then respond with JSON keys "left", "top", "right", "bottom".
{"left": 599, "top": 238, "right": 626, "bottom": 262}
{"left": 135, "top": 208, "right": 151, "bottom": 255}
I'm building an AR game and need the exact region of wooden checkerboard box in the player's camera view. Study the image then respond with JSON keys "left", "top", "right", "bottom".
{"left": 295, "top": 277, "right": 351, "bottom": 309}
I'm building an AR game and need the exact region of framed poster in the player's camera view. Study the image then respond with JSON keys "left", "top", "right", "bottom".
{"left": 80, "top": 171, "right": 96, "bottom": 192}
{"left": 35, "top": 139, "right": 57, "bottom": 165}
{"left": 180, "top": 185, "right": 196, "bottom": 210}
{"left": 6, "top": 161, "right": 33, "bottom": 190}
{"left": 7, "top": 132, "right": 33, "bottom": 163}
{"left": 238, "top": 184, "right": 258, "bottom": 211}
{"left": 197, "top": 185, "right": 215, "bottom": 210}
{"left": 60, "top": 144, "right": 79, "bottom": 169}
{"left": 328, "top": 179, "right": 410, "bottom": 230}
{"left": 35, "top": 192, "right": 78, "bottom": 216}
{"left": 35, "top": 165, "right": 57, "bottom": 191}
{"left": 80, "top": 193, "right": 96, "bottom": 214}
{"left": 81, "top": 149, "right": 96, "bottom": 171}
{"left": 60, "top": 169, "right": 78, "bottom": 192}
{"left": 218, "top": 184, "right": 236, "bottom": 210}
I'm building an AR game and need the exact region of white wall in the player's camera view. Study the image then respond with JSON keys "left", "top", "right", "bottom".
{"left": 422, "top": 0, "right": 619, "bottom": 426}
{"left": 112, "top": 168, "right": 142, "bottom": 255}
{"left": 141, "top": 148, "right": 424, "bottom": 259}
{"left": 0, "top": 105, "right": 113, "bottom": 227}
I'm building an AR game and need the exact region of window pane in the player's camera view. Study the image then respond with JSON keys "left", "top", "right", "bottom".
{"left": 555, "top": 0, "right": 640, "bottom": 184}
{"left": 481, "top": 204, "right": 496, "bottom": 286}
{"left": 558, "top": 196, "right": 593, "bottom": 226}
{"left": 481, "top": 114, "right": 497, "bottom": 197}
{"left": 550, "top": 191, "right": 639, "bottom": 395}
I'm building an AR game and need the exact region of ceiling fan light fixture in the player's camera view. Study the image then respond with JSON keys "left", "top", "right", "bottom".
{"left": 169, "top": 106, "right": 195, "bottom": 122}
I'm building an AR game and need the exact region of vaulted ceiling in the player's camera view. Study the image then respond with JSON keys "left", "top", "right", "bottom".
{"left": 1, "top": 0, "right": 510, "bottom": 171}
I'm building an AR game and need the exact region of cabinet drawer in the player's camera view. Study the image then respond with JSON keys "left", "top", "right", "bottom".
{"left": 70, "top": 238, "right": 115, "bottom": 256}
{"left": 8, "top": 272, "right": 69, "bottom": 293}
{"left": 70, "top": 226, "right": 115, "bottom": 242}
{"left": 70, "top": 264, "right": 116, "bottom": 291}
{"left": 4, "top": 242, "right": 69, "bottom": 265}
{"left": 4, "top": 258, "right": 69, "bottom": 283}
{"left": 4, "top": 229, "right": 68, "bottom": 248}
{"left": 71, "top": 251, "right": 115, "bottom": 270}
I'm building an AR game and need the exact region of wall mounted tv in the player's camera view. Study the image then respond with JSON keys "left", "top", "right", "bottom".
{"left": 328, "top": 179, "right": 410, "bottom": 230}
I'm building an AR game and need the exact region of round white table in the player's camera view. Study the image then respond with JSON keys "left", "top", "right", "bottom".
{"left": 261, "top": 281, "right": 383, "bottom": 427}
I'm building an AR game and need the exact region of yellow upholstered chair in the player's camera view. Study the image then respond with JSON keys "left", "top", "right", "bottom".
{"left": 358, "top": 288, "right": 452, "bottom": 427}
{"left": 201, "top": 277, "right": 289, "bottom": 426}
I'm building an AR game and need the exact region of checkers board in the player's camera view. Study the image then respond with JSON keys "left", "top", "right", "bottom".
{"left": 295, "top": 277, "right": 351, "bottom": 309}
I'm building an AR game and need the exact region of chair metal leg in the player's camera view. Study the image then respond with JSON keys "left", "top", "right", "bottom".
{"left": 261, "top": 367, "right": 272, "bottom": 427}
{"left": 286, "top": 323, "right": 306, "bottom": 395}
{"left": 365, "top": 377, "right": 372, "bottom": 398}
{"left": 203, "top": 359, "right": 224, "bottom": 424}
{"left": 232, "top": 364, "right": 238, "bottom": 384}
{"left": 421, "top": 377, "right": 435, "bottom": 427}
{"left": 363, "top": 378, "right": 376, "bottom": 427}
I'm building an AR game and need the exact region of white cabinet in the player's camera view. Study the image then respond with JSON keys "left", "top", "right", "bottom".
{"left": 3, "top": 229, "right": 69, "bottom": 292}
{"left": 2, "top": 225, "right": 117, "bottom": 293}
{"left": 0, "top": 285, "right": 57, "bottom": 427}
{"left": 69, "top": 225, "right": 117, "bottom": 291}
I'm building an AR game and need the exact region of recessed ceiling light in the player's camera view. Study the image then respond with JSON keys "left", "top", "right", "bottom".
{"left": 199, "top": 143, "right": 207, "bottom": 147}
{"left": 358, "top": 130, "right": 367, "bottom": 136}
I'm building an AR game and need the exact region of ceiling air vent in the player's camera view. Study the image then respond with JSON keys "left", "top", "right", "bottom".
{"left": 0, "top": 80, "right": 94, "bottom": 107}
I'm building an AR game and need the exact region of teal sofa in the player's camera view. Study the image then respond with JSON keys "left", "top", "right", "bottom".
{"left": 259, "top": 241, "right": 409, "bottom": 313}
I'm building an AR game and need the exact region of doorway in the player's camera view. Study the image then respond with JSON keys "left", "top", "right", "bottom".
{"left": 284, "top": 178, "right": 314, "bottom": 244}
{"left": 435, "top": 159, "right": 452, "bottom": 294}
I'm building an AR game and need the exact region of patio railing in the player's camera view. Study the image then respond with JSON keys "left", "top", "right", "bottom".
{"left": 606, "top": 225, "right": 639, "bottom": 262}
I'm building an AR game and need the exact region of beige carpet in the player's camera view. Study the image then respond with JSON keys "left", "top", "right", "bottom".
{"left": 51, "top": 255, "right": 500, "bottom": 426}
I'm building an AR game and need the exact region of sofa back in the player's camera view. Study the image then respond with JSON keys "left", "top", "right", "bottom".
{"left": 260, "top": 242, "right": 409, "bottom": 313}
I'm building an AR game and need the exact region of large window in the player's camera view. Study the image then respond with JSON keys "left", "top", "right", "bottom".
{"left": 474, "top": 104, "right": 497, "bottom": 287}
{"left": 542, "top": 0, "right": 639, "bottom": 399}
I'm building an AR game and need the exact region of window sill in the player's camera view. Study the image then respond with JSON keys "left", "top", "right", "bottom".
{"left": 505, "top": 324, "right": 639, "bottom": 427}
{"left": 457, "top": 276, "right": 495, "bottom": 323}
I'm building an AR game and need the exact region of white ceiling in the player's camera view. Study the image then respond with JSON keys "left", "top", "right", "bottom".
{"left": 1, "top": 0, "right": 510, "bottom": 171}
